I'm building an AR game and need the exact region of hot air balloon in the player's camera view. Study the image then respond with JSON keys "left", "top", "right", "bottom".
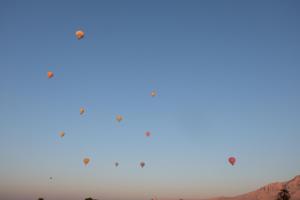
{"left": 80, "top": 107, "right": 85, "bottom": 115}
{"left": 140, "top": 161, "right": 145, "bottom": 168}
{"left": 145, "top": 131, "right": 151, "bottom": 137}
{"left": 59, "top": 131, "right": 65, "bottom": 138}
{"left": 83, "top": 158, "right": 90, "bottom": 166}
{"left": 151, "top": 90, "right": 157, "bottom": 97}
{"left": 115, "top": 162, "right": 119, "bottom": 167}
{"left": 75, "top": 29, "right": 85, "bottom": 40}
{"left": 47, "top": 71, "right": 54, "bottom": 79}
{"left": 49, "top": 177, "right": 53, "bottom": 180}
{"left": 116, "top": 115, "right": 123, "bottom": 122}
{"left": 228, "top": 157, "right": 236, "bottom": 166}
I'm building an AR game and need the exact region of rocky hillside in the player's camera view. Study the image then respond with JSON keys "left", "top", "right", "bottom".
{"left": 208, "top": 175, "right": 300, "bottom": 200}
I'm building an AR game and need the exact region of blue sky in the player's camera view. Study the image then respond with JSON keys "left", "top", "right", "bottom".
{"left": 1, "top": 1, "right": 300, "bottom": 200}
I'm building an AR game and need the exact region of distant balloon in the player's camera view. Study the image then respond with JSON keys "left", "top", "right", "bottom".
{"left": 228, "top": 157, "right": 236, "bottom": 166}
{"left": 151, "top": 90, "right": 157, "bottom": 97}
{"left": 116, "top": 115, "right": 123, "bottom": 122}
{"left": 83, "top": 158, "right": 90, "bottom": 166}
{"left": 75, "top": 29, "right": 85, "bottom": 40}
{"left": 140, "top": 161, "right": 145, "bottom": 168}
{"left": 115, "top": 162, "right": 119, "bottom": 167}
{"left": 59, "top": 131, "right": 65, "bottom": 138}
{"left": 49, "top": 177, "right": 53, "bottom": 180}
{"left": 47, "top": 71, "right": 54, "bottom": 79}
{"left": 145, "top": 131, "right": 151, "bottom": 137}
{"left": 80, "top": 107, "right": 85, "bottom": 115}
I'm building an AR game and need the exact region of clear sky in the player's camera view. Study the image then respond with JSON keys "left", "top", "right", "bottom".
{"left": 1, "top": 1, "right": 300, "bottom": 200}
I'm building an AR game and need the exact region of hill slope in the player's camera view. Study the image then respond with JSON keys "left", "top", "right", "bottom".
{"left": 207, "top": 175, "right": 300, "bottom": 200}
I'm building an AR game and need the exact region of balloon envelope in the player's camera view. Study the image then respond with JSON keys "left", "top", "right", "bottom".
{"left": 145, "top": 131, "right": 151, "bottom": 137}
{"left": 140, "top": 161, "right": 145, "bottom": 168}
{"left": 47, "top": 71, "right": 54, "bottom": 79}
{"left": 116, "top": 115, "right": 123, "bottom": 122}
{"left": 75, "top": 30, "right": 85, "bottom": 40}
{"left": 151, "top": 90, "right": 157, "bottom": 97}
{"left": 115, "top": 162, "right": 119, "bottom": 167}
{"left": 228, "top": 157, "right": 236, "bottom": 166}
{"left": 83, "top": 158, "right": 90, "bottom": 166}
{"left": 80, "top": 108, "right": 85, "bottom": 115}
{"left": 59, "top": 131, "right": 65, "bottom": 138}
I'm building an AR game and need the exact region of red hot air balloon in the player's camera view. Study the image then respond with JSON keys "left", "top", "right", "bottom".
{"left": 145, "top": 131, "right": 151, "bottom": 137}
{"left": 228, "top": 157, "right": 236, "bottom": 166}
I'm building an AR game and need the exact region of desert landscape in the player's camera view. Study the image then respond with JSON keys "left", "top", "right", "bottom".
{"left": 205, "top": 175, "right": 300, "bottom": 200}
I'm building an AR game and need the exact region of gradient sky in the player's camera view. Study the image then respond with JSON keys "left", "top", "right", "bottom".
{"left": 1, "top": 1, "right": 300, "bottom": 200}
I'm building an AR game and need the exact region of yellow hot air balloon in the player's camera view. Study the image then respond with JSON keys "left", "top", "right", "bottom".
{"left": 83, "top": 158, "right": 90, "bottom": 166}
{"left": 80, "top": 107, "right": 85, "bottom": 115}
{"left": 116, "top": 115, "right": 123, "bottom": 122}
{"left": 59, "top": 131, "right": 65, "bottom": 138}
{"left": 75, "top": 29, "right": 85, "bottom": 40}
{"left": 151, "top": 90, "right": 157, "bottom": 97}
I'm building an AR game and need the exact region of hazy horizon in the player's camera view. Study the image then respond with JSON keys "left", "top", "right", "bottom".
{"left": 1, "top": 0, "right": 300, "bottom": 200}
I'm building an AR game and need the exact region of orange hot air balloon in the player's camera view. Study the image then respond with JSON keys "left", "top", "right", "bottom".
{"left": 145, "top": 131, "right": 151, "bottom": 137}
{"left": 151, "top": 90, "right": 157, "bottom": 97}
{"left": 228, "top": 157, "right": 236, "bottom": 166}
{"left": 115, "top": 162, "right": 119, "bottom": 167}
{"left": 83, "top": 158, "right": 90, "bottom": 166}
{"left": 75, "top": 30, "right": 85, "bottom": 40}
{"left": 80, "top": 107, "right": 85, "bottom": 115}
{"left": 59, "top": 131, "right": 65, "bottom": 138}
{"left": 116, "top": 115, "right": 123, "bottom": 122}
{"left": 47, "top": 71, "right": 54, "bottom": 79}
{"left": 140, "top": 161, "right": 145, "bottom": 168}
